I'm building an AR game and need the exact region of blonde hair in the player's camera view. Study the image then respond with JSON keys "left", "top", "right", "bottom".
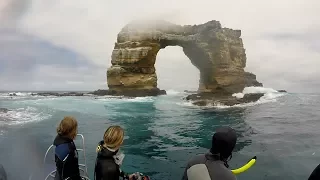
{"left": 56, "top": 116, "right": 78, "bottom": 140}
{"left": 103, "top": 125, "right": 124, "bottom": 149}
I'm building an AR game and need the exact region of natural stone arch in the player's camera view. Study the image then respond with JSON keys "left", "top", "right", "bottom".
{"left": 107, "top": 20, "right": 261, "bottom": 96}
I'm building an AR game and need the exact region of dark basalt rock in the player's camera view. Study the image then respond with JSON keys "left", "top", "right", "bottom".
{"left": 0, "top": 108, "right": 9, "bottom": 113}
{"left": 91, "top": 88, "right": 166, "bottom": 97}
{"left": 185, "top": 92, "right": 265, "bottom": 107}
{"left": 34, "top": 92, "right": 84, "bottom": 97}
{"left": 241, "top": 93, "right": 265, "bottom": 103}
{"left": 277, "top": 90, "right": 287, "bottom": 93}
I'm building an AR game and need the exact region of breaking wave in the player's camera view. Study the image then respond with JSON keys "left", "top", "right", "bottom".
{"left": 166, "top": 89, "right": 183, "bottom": 96}
{"left": 0, "top": 106, "right": 51, "bottom": 126}
{"left": 95, "top": 96, "right": 155, "bottom": 103}
{"left": 0, "top": 92, "right": 41, "bottom": 100}
{"left": 232, "top": 87, "right": 279, "bottom": 99}
{"left": 179, "top": 86, "right": 287, "bottom": 109}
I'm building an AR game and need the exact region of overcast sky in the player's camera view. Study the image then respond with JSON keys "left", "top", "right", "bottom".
{"left": 0, "top": 0, "right": 319, "bottom": 93}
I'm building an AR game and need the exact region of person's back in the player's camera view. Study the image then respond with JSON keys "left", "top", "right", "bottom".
{"left": 94, "top": 126, "right": 133, "bottom": 180}
{"left": 182, "top": 153, "right": 236, "bottom": 180}
{"left": 182, "top": 126, "right": 237, "bottom": 180}
{"left": 95, "top": 140, "right": 125, "bottom": 180}
{"left": 54, "top": 116, "right": 81, "bottom": 180}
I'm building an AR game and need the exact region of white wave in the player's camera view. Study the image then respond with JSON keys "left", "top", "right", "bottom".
{"left": 232, "top": 86, "right": 280, "bottom": 99}
{"left": 179, "top": 86, "right": 286, "bottom": 109}
{"left": 214, "top": 91, "right": 285, "bottom": 109}
{"left": 6, "top": 92, "right": 32, "bottom": 96}
{"left": 0, "top": 106, "right": 51, "bottom": 125}
{"left": 95, "top": 96, "right": 155, "bottom": 103}
{"left": 0, "top": 92, "right": 36, "bottom": 100}
{"left": 126, "top": 97, "right": 155, "bottom": 102}
{"left": 166, "top": 89, "right": 182, "bottom": 95}
{"left": 15, "top": 92, "right": 32, "bottom": 96}
{"left": 176, "top": 101, "right": 198, "bottom": 108}
{"left": 232, "top": 93, "right": 244, "bottom": 99}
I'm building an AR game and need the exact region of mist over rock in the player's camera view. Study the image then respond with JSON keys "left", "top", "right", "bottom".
{"left": 106, "top": 20, "right": 262, "bottom": 97}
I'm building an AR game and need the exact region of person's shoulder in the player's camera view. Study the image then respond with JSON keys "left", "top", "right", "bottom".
{"left": 223, "top": 169, "right": 237, "bottom": 180}
{"left": 209, "top": 162, "right": 236, "bottom": 180}
{"left": 55, "top": 143, "right": 71, "bottom": 161}
{"left": 187, "top": 154, "right": 207, "bottom": 166}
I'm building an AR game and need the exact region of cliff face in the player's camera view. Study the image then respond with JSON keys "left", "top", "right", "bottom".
{"left": 107, "top": 20, "right": 262, "bottom": 96}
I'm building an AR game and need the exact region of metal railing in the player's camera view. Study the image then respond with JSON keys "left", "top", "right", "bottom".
{"left": 30, "top": 134, "right": 90, "bottom": 180}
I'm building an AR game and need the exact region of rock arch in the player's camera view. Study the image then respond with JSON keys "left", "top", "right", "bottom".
{"left": 107, "top": 20, "right": 261, "bottom": 96}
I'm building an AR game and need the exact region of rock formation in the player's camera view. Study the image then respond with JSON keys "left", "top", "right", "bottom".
{"left": 0, "top": 108, "right": 9, "bottom": 113}
{"left": 106, "top": 20, "right": 262, "bottom": 97}
{"left": 34, "top": 92, "right": 85, "bottom": 97}
{"left": 185, "top": 93, "right": 264, "bottom": 106}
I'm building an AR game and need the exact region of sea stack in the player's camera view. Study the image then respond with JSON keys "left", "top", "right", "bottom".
{"left": 105, "top": 19, "right": 263, "bottom": 104}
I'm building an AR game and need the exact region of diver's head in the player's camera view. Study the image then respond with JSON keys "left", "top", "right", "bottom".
{"left": 103, "top": 125, "right": 124, "bottom": 150}
{"left": 210, "top": 126, "right": 237, "bottom": 165}
{"left": 56, "top": 116, "right": 78, "bottom": 140}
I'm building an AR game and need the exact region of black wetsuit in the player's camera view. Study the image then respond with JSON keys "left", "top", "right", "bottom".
{"left": 94, "top": 141, "right": 128, "bottom": 180}
{"left": 308, "top": 164, "right": 320, "bottom": 180}
{"left": 181, "top": 127, "right": 237, "bottom": 180}
{"left": 53, "top": 135, "right": 81, "bottom": 180}
{"left": 0, "top": 164, "right": 7, "bottom": 180}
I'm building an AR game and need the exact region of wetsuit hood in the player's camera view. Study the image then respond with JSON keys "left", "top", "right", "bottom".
{"left": 210, "top": 126, "right": 237, "bottom": 160}
{"left": 53, "top": 134, "right": 73, "bottom": 146}
{"left": 96, "top": 140, "right": 118, "bottom": 158}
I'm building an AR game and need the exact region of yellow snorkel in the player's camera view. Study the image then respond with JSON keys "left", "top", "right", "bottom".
{"left": 231, "top": 156, "right": 257, "bottom": 175}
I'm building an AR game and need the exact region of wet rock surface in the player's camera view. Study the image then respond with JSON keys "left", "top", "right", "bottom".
{"left": 107, "top": 20, "right": 262, "bottom": 97}
{"left": 185, "top": 92, "right": 265, "bottom": 106}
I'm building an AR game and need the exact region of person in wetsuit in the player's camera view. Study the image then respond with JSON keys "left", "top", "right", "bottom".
{"left": 308, "top": 163, "right": 320, "bottom": 180}
{"left": 53, "top": 116, "right": 81, "bottom": 180}
{"left": 94, "top": 125, "right": 134, "bottom": 180}
{"left": 181, "top": 126, "right": 237, "bottom": 180}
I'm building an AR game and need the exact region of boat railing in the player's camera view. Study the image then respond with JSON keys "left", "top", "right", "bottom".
{"left": 30, "top": 134, "right": 90, "bottom": 180}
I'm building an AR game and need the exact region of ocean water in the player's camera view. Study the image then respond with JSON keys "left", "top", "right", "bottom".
{"left": 0, "top": 88, "right": 319, "bottom": 180}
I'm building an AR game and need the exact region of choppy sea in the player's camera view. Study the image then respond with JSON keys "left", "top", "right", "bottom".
{"left": 0, "top": 87, "right": 319, "bottom": 180}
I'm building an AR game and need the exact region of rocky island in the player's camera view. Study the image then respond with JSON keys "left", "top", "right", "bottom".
{"left": 31, "top": 20, "right": 269, "bottom": 106}
{"left": 104, "top": 19, "right": 263, "bottom": 105}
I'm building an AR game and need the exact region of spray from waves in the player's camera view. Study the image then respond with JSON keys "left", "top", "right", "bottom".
{"left": 126, "top": 97, "right": 155, "bottom": 102}
{"left": 232, "top": 87, "right": 279, "bottom": 99}
{"left": 94, "top": 95, "right": 156, "bottom": 103}
{"left": 0, "top": 106, "right": 52, "bottom": 125}
{"left": 218, "top": 87, "right": 286, "bottom": 108}
{"left": 0, "top": 92, "right": 39, "bottom": 100}
{"left": 178, "top": 86, "right": 286, "bottom": 109}
{"left": 166, "top": 89, "right": 184, "bottom": 96}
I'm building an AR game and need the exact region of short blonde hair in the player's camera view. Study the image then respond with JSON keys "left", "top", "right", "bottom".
{"left": 103, "top": 125, "right": 124, "bottom": 149}
{"left": 56, "top": 116, "right": 78, "bottom": 139}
